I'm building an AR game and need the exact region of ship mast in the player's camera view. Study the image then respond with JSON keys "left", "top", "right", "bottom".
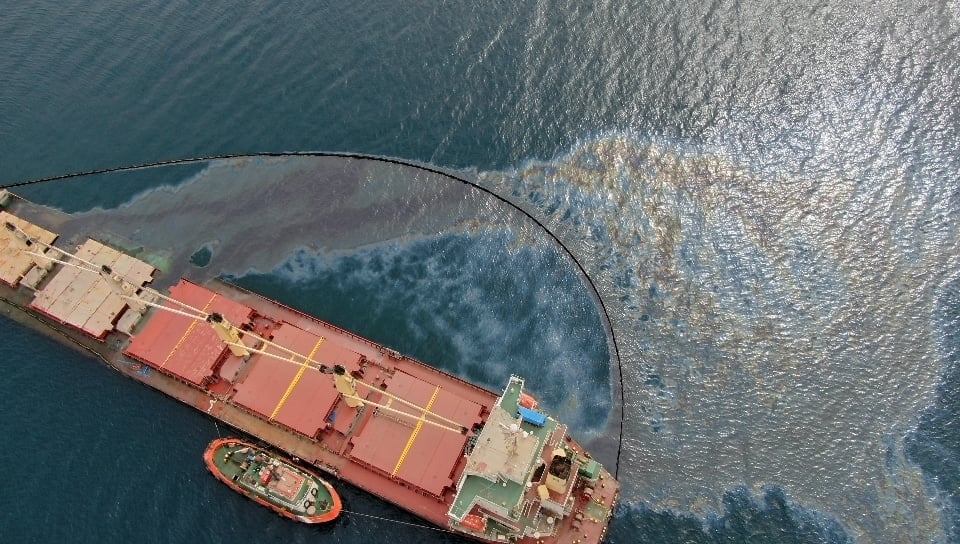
{"left": 8, "top": 222, "right": 465, "bottom": 434}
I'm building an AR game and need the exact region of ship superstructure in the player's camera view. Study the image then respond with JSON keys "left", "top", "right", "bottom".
{"left": 449, "top": 376, "right": 616, "bottom": 541}
{"left": 0, "top": 191, "right": 618, "bottom": 543}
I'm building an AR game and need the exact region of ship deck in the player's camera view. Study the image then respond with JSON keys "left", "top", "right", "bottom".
{"left": 0, "top": 210, "right": 58, "bottom": 288}
{"left": 122, "top": 277, "right": 495, "bottom": 526}
{"left": 0, "top": 199, "right": 619, "bottom": 544}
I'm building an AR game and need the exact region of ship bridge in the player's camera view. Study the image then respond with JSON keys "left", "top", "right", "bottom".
{"left": 448, "top": 376, "right": 557, "bottom": 524}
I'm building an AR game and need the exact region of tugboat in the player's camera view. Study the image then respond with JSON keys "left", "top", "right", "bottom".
{"left": 204, "top": 438, "right": 342, "bottom": 523}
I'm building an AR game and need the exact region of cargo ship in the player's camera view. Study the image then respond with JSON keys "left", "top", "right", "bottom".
{"left": 0, "top": 189, "right": 619, "bottom": 543}
{"left": 204, "top": 438, "right": 342, "bottom": 523}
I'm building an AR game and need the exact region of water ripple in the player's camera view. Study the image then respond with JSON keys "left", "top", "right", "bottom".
{"left": 481, "top": 132, "right": 958, "bottom": 541}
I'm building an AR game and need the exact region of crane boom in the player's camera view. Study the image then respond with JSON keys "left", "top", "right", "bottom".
{"left": 11, "top": 225, "right": 467, "bottom": 435}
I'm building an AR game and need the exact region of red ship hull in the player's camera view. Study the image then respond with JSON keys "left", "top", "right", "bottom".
{"left": 0, "top": 196, "right": 619, "bottom": 544}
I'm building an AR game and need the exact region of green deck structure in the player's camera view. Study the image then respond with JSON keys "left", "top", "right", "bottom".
{"left": 449, "top": 377, "right": 561, "bottom": 523}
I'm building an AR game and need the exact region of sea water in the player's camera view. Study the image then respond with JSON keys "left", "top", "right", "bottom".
{"left": 2, "top": 1, "right": 958, "bottom": 542}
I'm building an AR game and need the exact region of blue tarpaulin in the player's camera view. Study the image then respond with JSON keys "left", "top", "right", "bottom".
{"left": 518, "top": 406, "right": 546, "bottom": 427}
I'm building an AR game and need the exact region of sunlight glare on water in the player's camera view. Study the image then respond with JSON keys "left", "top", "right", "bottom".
{"left": 480, "top": 133, "right": 960, "bottom": 541}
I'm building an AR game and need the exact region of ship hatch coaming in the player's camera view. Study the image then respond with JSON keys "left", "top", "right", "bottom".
{"left": 0, "top": 212, "right": 58, "bottom": 288}
{"left": 347, "top": 370, "right": 484, "bottom": 498}
{"left": 29, "top": 238, "right": 156, "bottom": 339}
{"left": 124, "top": 280, "right": 252, "bottom": 386}
{"left": 231, "top": 321, "right": 356, "bottom": 437}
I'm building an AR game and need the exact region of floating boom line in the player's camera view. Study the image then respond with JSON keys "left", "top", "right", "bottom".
{"left": 1, "top": 152, "right": 627, "bottom": 478}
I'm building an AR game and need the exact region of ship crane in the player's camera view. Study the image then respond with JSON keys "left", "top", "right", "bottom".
{"left": 217, "top": 334, "right": 467, "bottom": 434}
{"left": 6, "top": 222, "right": 466, "bottom": 435}
{"left": 5, "top": 221, "right": 205, "bottom": 319}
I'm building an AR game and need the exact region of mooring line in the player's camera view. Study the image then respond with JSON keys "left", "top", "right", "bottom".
{"left": 340, "top": 507, "right": 463, "bottom": 536}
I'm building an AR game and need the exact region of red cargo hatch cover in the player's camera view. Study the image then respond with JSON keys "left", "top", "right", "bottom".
{"left": 232, "top": 322, "right": 361, "bottom": 437}
{"left": 349, "top": 371, "right": 483, "bottom": 497}
{"left": 125, "top": 280, "right": 252, "bottom": 386}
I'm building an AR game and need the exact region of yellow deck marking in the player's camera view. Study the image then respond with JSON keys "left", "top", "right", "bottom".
{"left": 392, "top": 385, "right": 441, "bottom": 477}
{"left": 159, "top": 294, "right": 217, "bottom": 369}
{"left": 270, "top": 337, "right": 325, "bottom": 420}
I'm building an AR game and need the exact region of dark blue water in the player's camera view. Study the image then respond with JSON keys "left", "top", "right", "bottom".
{"left": 3, "top": 1, "right": 960, "bottom": 542}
